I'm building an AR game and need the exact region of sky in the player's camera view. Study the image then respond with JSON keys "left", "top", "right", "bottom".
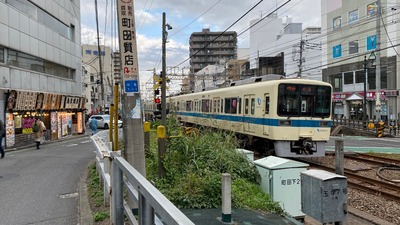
{"left": 80, "top": 0, "right": 321, "bottom": 93}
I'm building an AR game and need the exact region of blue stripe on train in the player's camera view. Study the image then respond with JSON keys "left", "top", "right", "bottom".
{"left": 176, "top": 112, "right": 332, "bottom": 127}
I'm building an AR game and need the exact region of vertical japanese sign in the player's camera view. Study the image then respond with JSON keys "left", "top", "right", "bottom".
{"left": 117, "top": 0, "right": 139, "bottom": 96}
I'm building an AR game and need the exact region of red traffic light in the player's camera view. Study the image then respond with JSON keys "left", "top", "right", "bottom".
{"left": 155, "top": 97, "right": 161, "bottom": 104}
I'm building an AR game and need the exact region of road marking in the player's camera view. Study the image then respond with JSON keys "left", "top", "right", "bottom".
{"left": 58, "top": 192, "right": 78, "bottom": 199}
{"left": 326, "top": 146, "right": 400, "bottom": 153}
{"left": 80, "top": 140, "right": 91, "bottom": 144}
{"left": 65, "top": 144, "right": 78, "bottom": 147}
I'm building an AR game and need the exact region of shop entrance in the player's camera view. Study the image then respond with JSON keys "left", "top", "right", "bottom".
{"left": 349, "top": 100, "right": 363, "bottom": 120}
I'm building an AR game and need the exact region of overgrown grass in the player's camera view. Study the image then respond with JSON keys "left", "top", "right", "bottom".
{"left": 87, "top": 163, "right": 110, "bottom": 222}
{"left": 89, "top": 117, "right": 284, "bottom": 220}
{"left": 145, "top": 119, "right": 283, "bottom": 214}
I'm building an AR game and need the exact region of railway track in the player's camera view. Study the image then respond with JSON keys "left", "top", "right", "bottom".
{"left": 295, "top": 158, "right": 400, "bottom": 203}
{"left": 326, "top": 151, "right": 400, "bottom": 166}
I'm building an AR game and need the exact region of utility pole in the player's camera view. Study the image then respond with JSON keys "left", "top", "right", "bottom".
{"left": 116, "top": 0, "right": 145, "bottom": 175}
{"left": 375, "top": 0, "right": 382, "bottom": 121}
{"left": 162, "top": 12, "right": 167, "bottom": 126}
{"left": 297, "top": 39, "right": 304, "bottom": 78}
{"left": 94, "top": 0, "right": 104, "bottom": 113}
{"left": 161, "top": 12, "right": 172, "bottom": 126}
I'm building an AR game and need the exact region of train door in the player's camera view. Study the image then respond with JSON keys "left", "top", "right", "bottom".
{"left": 263, "top": 94, "right": 270, "bottom": 136}
{"left": 243, "top": 94, "right": 255, "bottom": 133}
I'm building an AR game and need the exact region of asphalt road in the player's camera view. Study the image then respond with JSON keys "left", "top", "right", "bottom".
{"left": 328, "top": 135, "right": 400, "bottom": 153}
{"left": 0, "top": 135, "right": 95, "bottom": 225}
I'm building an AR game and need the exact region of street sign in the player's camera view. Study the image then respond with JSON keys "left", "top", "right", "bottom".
{"left": 125, "top": 80, "right": 138, "bottom": 96}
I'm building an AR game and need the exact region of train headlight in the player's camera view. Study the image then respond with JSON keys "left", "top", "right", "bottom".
{"left": 279, "top": 120, "right": 292, "bottom": 126}
{"left": 319, "top": 121, "right": 329, "bottom": 127}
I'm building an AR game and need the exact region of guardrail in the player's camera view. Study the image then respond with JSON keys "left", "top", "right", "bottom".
{"left": 92, "top": 130, "right": 195, "bottom": 225}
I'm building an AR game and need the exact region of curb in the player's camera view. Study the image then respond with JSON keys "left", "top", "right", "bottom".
{"left": 79, "top": 161, "right": 94, "bottom": 225}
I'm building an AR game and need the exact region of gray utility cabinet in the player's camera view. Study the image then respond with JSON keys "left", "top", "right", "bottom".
{"left": 254, "top": 156, "right": 309, "bottom": 218}
{"left": 301, "top": 169, "right": 348, "bottom": 223}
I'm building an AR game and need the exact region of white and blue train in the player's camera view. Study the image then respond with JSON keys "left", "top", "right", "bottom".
{"left": 165, "top": 75, "right": 332, "bottom": 157}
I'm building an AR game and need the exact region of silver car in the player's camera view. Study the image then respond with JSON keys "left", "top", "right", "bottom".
{"left": 89, "top": 115, "right": 122, "bottom": 129}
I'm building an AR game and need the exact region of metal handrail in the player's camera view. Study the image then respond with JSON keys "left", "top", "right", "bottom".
{"left": 92, "top": 130, "right": 195, "bottom": 225}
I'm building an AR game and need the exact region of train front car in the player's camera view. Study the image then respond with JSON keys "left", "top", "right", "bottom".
{"left": 272, "top": 79, "right": 332, "bottom": 157}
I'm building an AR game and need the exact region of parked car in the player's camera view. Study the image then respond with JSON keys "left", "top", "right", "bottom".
{"left": 88, "top": 115, "right": 122, "bottom": 129}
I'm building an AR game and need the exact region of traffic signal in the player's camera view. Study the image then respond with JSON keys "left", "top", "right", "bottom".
{"left": 154, "top": 89, "right": 160, "bottom": 95}
{"left": 155, "top": 97, "right": 161, "bottom": 104}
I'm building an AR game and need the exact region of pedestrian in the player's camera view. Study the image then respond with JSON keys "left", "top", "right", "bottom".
{"left": 32, "top": 117, "right": 46, "bottom": 149}
{"left": 89, "top": 118, "right": 98, "bottom": 135}
{"left": 0, "top": 119, "right": 5, "bottom": 159}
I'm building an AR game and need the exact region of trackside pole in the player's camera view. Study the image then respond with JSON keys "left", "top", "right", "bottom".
{"left": 222, "top": 173, "right": 232, "bottom": 223}
{"left": 144, "top": 122, "right": 150, "bottom": 153}
{"left": 335, "top": 140, "right": 344, "bottom": 225}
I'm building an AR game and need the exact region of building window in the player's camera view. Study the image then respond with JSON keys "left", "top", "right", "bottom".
{"left": 343, "top": 72, "right": 353, "bottom": 85}
{"left": 349, "top": 40, "right": 358, "bottom": 54}
{"left": 69, "top": 24, "right": 75, "bottom": 42}
{"left": 367, "top": 35, "right": 377, "bottom": 51}
{"left": 348, "top": 9, "right": 359, "bottom": 25}
{"left": 0, "top": 47, "right": 4, "bottom": 63}
{"left": 7, "top": 49, "right": 72, "bottom": 79}
{"left": 333, "top": 16, "right": 342, "bottom": 31}
{"left": 333, "top": 44, "right": 342, "bottom": 58}
{"left": 355, "top": 70, "right": 364, "bottom": 83}
{"left": 367, "top": 3, "right": 377, "bottom": 16}
{"left": 331, "top": 74, "right": 342, "bottom": 92}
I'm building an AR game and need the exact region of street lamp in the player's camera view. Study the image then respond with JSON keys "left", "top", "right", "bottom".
{"left": 363, "top": 51, "right": 376, "bottom": 124}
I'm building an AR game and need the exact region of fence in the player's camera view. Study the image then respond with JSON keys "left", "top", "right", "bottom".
{"left": 331, "top": 118, "right": 398, "bottom": 136}
{"left": 92, "top": 130, "right": 195, "bottom": 225}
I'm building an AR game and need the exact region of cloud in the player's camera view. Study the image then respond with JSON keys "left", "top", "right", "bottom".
{"left": 81, "top": 0, "right": 321, "bottom": 92}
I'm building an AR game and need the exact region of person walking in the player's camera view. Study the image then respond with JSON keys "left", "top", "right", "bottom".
{"left": 0, "top": 119, "right": 5, "bottom": 159}
{"left": 32, "top": 117, "right": 46, "bottom": 149}
{"left": 89, "top": 118, "right": 98, "bottom": 135}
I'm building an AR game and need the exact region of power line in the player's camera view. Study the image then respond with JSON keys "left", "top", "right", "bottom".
{"left": 174, "top": 0, "right": 266, "bottom": 68}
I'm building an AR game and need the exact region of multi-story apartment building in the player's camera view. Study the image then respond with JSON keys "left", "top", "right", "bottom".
{"left": 189, "top": 28, "right": 237, "bottom": 73}
{"left": 321, "top": 0, "right": 399, "bottom": 122}
{"left": 82, "top": 44, "right": 114, "bottom": 115}
{"left": 0, "top": 0, "right": 84, "bottom": 148}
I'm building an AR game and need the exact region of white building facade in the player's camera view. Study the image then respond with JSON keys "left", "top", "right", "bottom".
{"left": 82, "top": 44, "right": 114, "bottom": 115}
{"left": 249, "top": 13, "right": 322, "bottom": 80}
{"left": 321, "top": 0, "right": 400, "bottom": 122}
{"left": 0, "top": 0, "right": 84, "bottom": 148}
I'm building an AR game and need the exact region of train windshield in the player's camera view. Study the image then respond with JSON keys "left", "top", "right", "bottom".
{"left": 278, "top": 84, "right": 331, "bottom": 118}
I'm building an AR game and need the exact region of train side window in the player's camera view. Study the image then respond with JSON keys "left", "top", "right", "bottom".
{"left": 224, "top": 98, "right": 231, "bottom": 113}
{"left": 238, "top": 98, "right": 242, "bottom": 114}
{"left": 202, "top": 99, "right": 210, "bottom": 112}
{"left": 245, "top": 98, "right": 249, "bottom": 114}
{"left": 186, "top": 101, "right": 192, "bottom": 111}
{"left": 251, "top": 98, "right": 255, "bottom": 115}
{"left": 231, "top": 98, "right": 237, "bottom": 114}
{"left": 265, "top": 96, "right": 270, "bottom": 114}
{"left": 220, "top": 99, "right": 223, "bottom": 113}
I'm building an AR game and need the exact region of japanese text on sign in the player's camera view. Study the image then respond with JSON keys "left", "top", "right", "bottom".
{"left": 117, "top": 0, "right": 139, "bottom": 81}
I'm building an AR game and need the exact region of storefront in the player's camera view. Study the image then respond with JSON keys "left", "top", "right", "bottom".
{"left": 332, "top": 90, "right": 392, "bottom": 121}
{"left": 4, "top": 90, "right": 86, "bottom": 149}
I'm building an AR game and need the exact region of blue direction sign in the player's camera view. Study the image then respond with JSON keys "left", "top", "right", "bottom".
{"left": 125, "top": 80, "right": 138, "bottom": 96}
